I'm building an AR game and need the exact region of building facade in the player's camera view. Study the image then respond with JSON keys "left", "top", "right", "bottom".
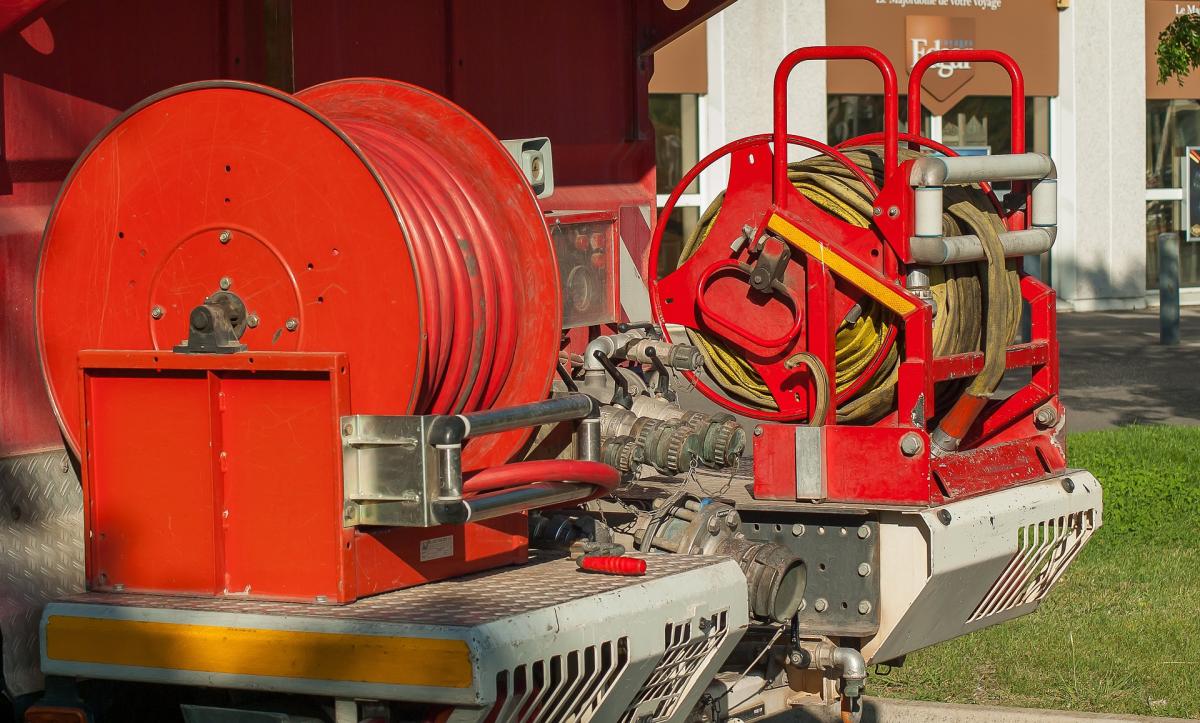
{"left": 652, "top": 0, "right": 1194, "bottom": 311}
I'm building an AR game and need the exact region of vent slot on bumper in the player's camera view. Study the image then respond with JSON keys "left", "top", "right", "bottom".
{"left": 969, "top": 508, "right": 1097, "bottom": 622}
{"left": 620, "top": 612, "right": 729, "bottom": 723}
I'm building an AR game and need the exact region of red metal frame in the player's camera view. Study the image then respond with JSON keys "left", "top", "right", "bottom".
{"left": 77, "top": 350, "right": 526, "bottom": 603}
{"left": 648, "top": 46, "right": 1064, "bottom": 506}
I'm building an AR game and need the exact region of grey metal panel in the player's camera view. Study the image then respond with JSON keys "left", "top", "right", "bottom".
{"left": 43, "top": 554, "right": 750, "bottom": 719}
{"left": 738, "top": 517, "right": 880, "bottom": 637}
{"left": 793, "top": 426, "right": 826, "bottom": 500}
{"left": 53, "top": 551, "right": 719, "bottom": 626}
{"left": 0, "top": 449, "right": 84, "bottom": 696}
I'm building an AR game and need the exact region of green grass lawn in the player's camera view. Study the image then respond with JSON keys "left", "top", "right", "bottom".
{"left": 869, "top": 425, "right": 1200, "bottom": 719}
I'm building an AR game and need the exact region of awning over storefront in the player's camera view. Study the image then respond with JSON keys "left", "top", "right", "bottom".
{"left": 1147, "top": 1, "right": 1200, "bottom": 100}
{"left": 650, "top": 22, "right": 708, "bottom": 94}
{"left": 826, "top": 0, "right": 1060, "bottom": 114}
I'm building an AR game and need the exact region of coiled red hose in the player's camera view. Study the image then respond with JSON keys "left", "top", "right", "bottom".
{"left": 332, "top": 118, "right": 520, "bottom": 415}
{"left": 463, "top": 460, "right": 620, "bottom": 502}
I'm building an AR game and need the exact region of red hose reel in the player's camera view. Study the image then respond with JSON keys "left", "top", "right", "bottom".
{"left": 36, "top": 78, "right": 589, "bottom": 602}
{"left": 649, "top": 47, "right": 1065, "bottom": 505}
{"left": 649, "top": 47, "right": 1032, "bottom": 426}
{"left": 38, "top": 78, "right": 562, "bottom": 471}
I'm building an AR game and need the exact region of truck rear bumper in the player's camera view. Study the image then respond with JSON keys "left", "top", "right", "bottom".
{"left": 865, "top": 471, "right": 1102, "bottom": 663}
{"left": 41, "top": 552, "right": 749, "bottom": 721}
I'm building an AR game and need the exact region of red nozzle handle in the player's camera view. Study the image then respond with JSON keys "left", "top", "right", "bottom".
{"left": 577, "top": 555, "right": 647, "bottom": 576}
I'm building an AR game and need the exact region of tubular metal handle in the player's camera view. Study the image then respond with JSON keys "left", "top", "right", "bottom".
{"left": 432, "top": 393, "right": 604, "bottom": 523}
{"left": 459, "top": 393, "right": 596, "bottom": 438}
{"left": 773, "top": 46, "right": 899, "bottom": 205}
{"left": 908, "top": 49, "right": 1025, "bottom": 155}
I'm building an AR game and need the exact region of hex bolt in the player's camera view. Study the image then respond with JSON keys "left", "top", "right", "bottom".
{"left": 219, "top": 276, "right": 233, "bottom": 290}
{"left": 219, "top": 230, "right": 232, "bottom": 244}
{"left": 858, "top": 600, "right": 872, "bottom": 615}
{"left": 753, "top": 425, "right": 763, "bottom": 437}
{"left": 857, "top": 524, "right": 871, "bottom": 539}
{"left": 887, "top": 206, "right": 900, "bottom": 218}
{"left": 900, "top": 432, "right": 923, "bottom": 457}
{"left": 150, "top": 305, "right": 164, "bottom": 320}
{"left": 726, "top": 511, "right": 741, "bottom": 529}
{"left": 285, "top": 317, "right": 299, "bottom": 332}
{"left": 789, "top": 650, "right": 804, "bottom": 666}
{"left": 872, "top": 206, "right": 883, "bottom": 217}
{"left": 342, "top": 423, "right": 354, "bottom": 437}
{"left": 791, "top": 523, "right": 805, "bottom": 537}
{"left": 814, "top": 598, "right": 828, "bottom": 613}
{"left": 937, "top": 509, "right": 953, "bottom": 525}
{"left": 1035, "top": 406, "right": 1058, "bottom": 428}
{"left": 817, "top": 526, "right": 826, "bottom": 536}
{"left": 247, "top": 313, "right": 260, "bottom": 328}
{"left": 707, "top": 516, "right": 722, "bottom": 534}
{"left": 1062, "top": 477, "right": 1076, "bottom": 493}
{"left": 858, "top": 562, "right": 872, "bottom": 577}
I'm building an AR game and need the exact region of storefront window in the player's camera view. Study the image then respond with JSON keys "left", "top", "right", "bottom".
{"left": 827, "top": 95, "right": 1048, "bottom": 154}
{"left": 827, "top": 95, "right": 919, "bottom": 145}
{"left": 652, "top": 93, "right": 700, "bottom": 195}
{"left": 651, "top": 93, "right": 701, "bottom": 276}
{"left": 940, "top": 96, "right": 1050, "bottom": 156}
{"left": 1145, "top": 99, "right": 1200, "bottom": 288}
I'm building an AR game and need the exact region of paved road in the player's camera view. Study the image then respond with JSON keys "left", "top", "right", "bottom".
{"left": 769, "top": 697, "right": 1193, "bottom": 722}
{"left": 1058, "top": 307, "right": 1200, "bottom": 432}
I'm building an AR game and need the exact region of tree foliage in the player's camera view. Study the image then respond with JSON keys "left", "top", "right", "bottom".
{"left": 1157, "top": 13, "right": 1200, "bottom": 86}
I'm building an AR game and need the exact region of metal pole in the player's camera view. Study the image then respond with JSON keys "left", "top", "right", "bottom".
{"left": 1159, "top": 231, "right": 1180, "bottom": 345}
{"left": 463, "top": 482, "right": 593, "bottom": 522}
{"left": 459, "top": 394, "right": 594, "bottom": 438}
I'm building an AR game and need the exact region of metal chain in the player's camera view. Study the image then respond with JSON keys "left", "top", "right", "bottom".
{"left": 717, "top": 625, "right": 786, "bottom": 709}
{"left": 692, "top": 457, "right": 738, "bottom": 500}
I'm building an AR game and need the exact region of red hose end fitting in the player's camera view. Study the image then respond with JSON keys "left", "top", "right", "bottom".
{"left": 577, "top": 555, "right": 647, "bottom": 576}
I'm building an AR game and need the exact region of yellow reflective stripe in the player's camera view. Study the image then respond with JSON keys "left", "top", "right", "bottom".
{"left": 766, "top": 214, "right": 917, "bottom": 316}
{"left": 45, "top": 615, "right": 472, "bottom": 688}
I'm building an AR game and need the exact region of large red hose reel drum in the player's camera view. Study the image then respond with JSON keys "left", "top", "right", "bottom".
{"left": 38, "top": 78, "right": 561, "bottom": 471}
{"left": 36, "top": 79, "right": 571, "bottom": 601}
